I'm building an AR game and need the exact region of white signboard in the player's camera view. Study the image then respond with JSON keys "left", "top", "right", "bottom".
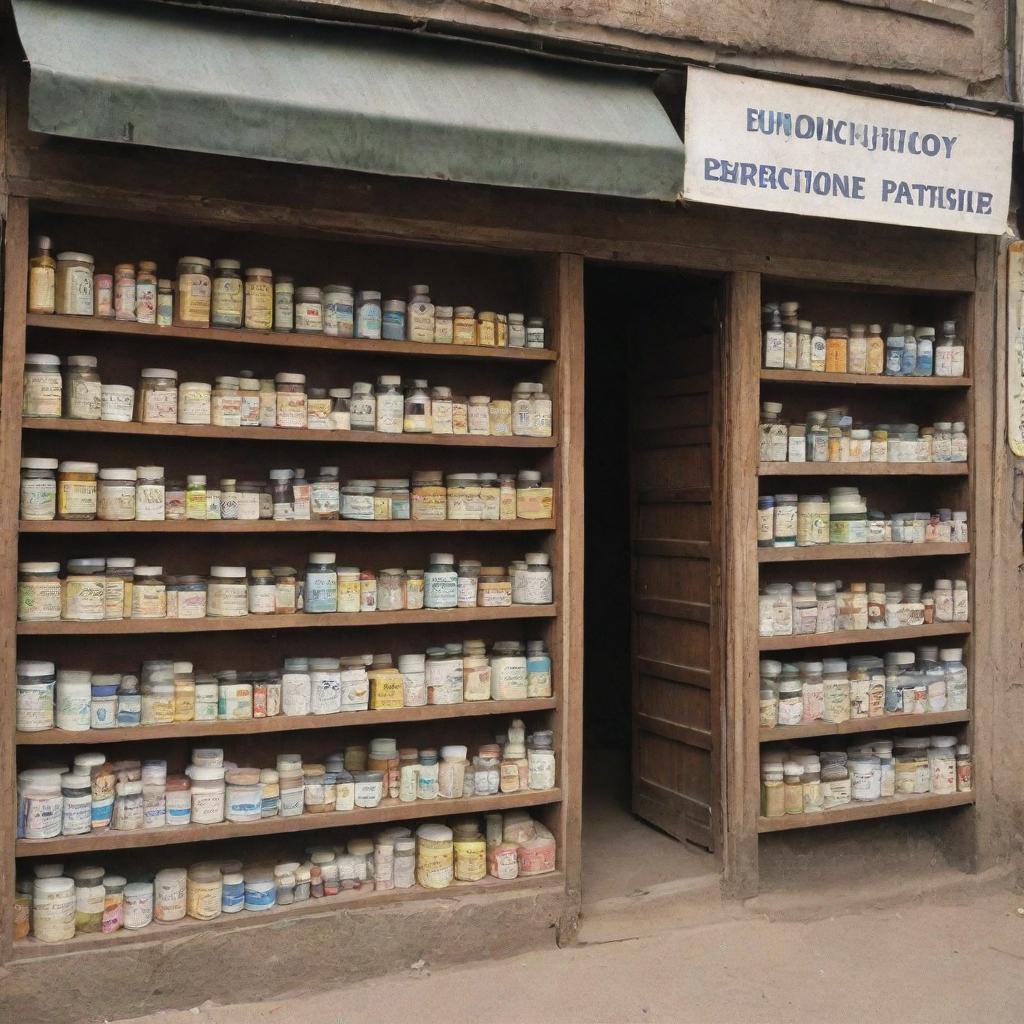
{"left": 683, "top": 68, "right": 1013, "bottom": 235}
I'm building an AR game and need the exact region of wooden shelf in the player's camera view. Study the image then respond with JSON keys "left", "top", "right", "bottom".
{"left": 21, "top": 518, "right": 556, "bottom": 535}
{"left": 758, "top": 790, "right": 974, "bottom": 833}
{"left": 26, "top": 313, "right": 558, "bottom": 363}
{"left": 15, "top": 788, "right": 563, "bottom": 856}
{"left": 759, "top": 709, "right": 971, "bottom": 743}
{"left": 758, "top": 621, "right": 970, "bottom": 651}
{"left": 9, "top": 872, "right": 565, "bottom": 960}
{"left": 22, "top": 417, "right": 557, "bottom": 449}
{"left": 760, "top": 369, "right": 971, "bottom": 388}
{"left": 17, "top": 697, "right": 558, "bottom": 745}
{"left": 758, "top": 542, "right": 970, "bottom": 562}
{"left": 17, "top": 603, "right": 558, "bottom": 635}
{"left": 758, "top": 462, "right": 968, "bottom": 476}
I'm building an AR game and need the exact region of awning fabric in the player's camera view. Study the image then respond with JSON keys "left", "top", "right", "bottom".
{"left": 12, "top": 0, "right": 685, "bottom": 201}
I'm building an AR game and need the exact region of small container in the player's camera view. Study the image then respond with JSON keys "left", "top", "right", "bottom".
{"left": 63, "top": 355, "right": 102, "bottom": 419}
{"left": 175, "top": 257, "right": 212, "bottom": 327}
{"left": 294, "top": 286, "right": 323, "bottom": 333}
{"left": 23, "top": 353, "right": 62, "bottom": 418}
{"left": 20, "top": 457, "right": 58, "bottom": 521}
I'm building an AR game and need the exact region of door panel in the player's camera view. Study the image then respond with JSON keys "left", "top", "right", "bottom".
{"left": 630, "top": 316, "right": 720, "bottom": 851}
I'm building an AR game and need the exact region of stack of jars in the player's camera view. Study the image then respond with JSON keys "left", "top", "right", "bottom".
{"left": 16, "top": 728, "right": 557, "bottom": 842}
{"left": 21, "top": 460, "right": 554, "bottom": 524}
{"left": 762, "top": 302, "right": 965, "bottom": 377}
{"left": 759, "top": 402, "right": 968, "bottom": 463}
{"left": 15, "top": 641, "right": 553, "bottom": 734}
{"left": 758, "top": 645, "right": 969, "bottom": 729}
{"left": 757, "top": 489, "right": 968, "bottom": 548}
{"left": 16, "top": 550, "right": 554, "bottom": 623}
{"left": 16, "top": 809, "right": 556, "bottom": 942}
{"left": 23, "top": 353, "right": 554, "bottom": 438}
{"left": 758, "top": 578, "right": 969, "bottom": 637}
{"left": 760, "top": 736, "right": 973, "bottom": 818}
{"left": 27, "top": 239, "right": 548, "bottom": 348}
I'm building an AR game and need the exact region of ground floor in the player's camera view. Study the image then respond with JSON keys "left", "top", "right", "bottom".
{"left": 120, "top": 874, "right": 1023, "bottom": 1023}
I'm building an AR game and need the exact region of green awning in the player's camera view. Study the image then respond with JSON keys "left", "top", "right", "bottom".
{"left": 12, "top": 0, "right": 685, "bottom": 201}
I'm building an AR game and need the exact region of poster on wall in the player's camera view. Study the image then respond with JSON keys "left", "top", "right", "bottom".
{"left": 683, "top": 68, "right": 1013, "bottom": 235}
{"left": 1008, "top": 242, "right": 1024, "bottom": 456}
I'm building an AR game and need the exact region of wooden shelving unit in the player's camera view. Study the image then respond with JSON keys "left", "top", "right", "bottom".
{"left": 748, "top": 277, "right": 979, "bottom": 860}
{"left": 16, "top": 789, "right": 563, "bottom": 856}
{"left": 758, "top": 621, "right": 970, "bottom": 652}
{"left": 757, "top": 542, "right": 970, "bottom": 562}
{"left": 758, "top": 791, "right": 975, "bottom": 833}
{"left": 759, "top": 709, "right": 971, "bottom": 743}
{"left": 2, "top": 200, "right": 584, "bottom": 959}
{"left": 759, "top": 462, "right": 968, "bottom": 476}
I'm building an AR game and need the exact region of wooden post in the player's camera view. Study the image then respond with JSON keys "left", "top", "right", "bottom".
{"left": 720, "top": 270, "right": 761, "bottom": 898}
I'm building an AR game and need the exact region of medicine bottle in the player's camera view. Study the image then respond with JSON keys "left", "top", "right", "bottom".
{"left": 55, "top": 252, "right": 95, "bottom": 315}
{"left": 211, "top": 259, "right": 243, "bottom": 328}
{"left": 323, "top": 284, "right": 355, "bottom": 337}
{"left": 434, "top": 306, "right": 454, "bottom": 344}
{"left": 294, "top": 286, "right": 323, "bottom": 333}
{"left": 24, "top": 353, "right": 62, "bottom": 417}
{"left": 274, "top": 275, "right": 294, "bottom": 332}
{"left": 453, "top": 306, "right": 477, "bottom": 345}
{"left": 375, "top": 375, "right": 404, "bottom": 433}
{"left": 28, "top": 235, "right": 56, "bottom": 314}
{"left": 382, "top": 298, "right": 407, "bottom": 341}
{"left": 355, "top": 290, "right": 382, "bottom": 339}
{"left": 175, "top": 257, "right": 212, "bottom": 327}
{"left": 244, "top": 267, "right": 274, "bottom": 330}
{"left": 935, "top": 320, "right": 965, "bottom": 377}
{"left": 157, "top": 278, "right": 174, "bottom": 326}
{"left": 137, "top": 368, "right": 178, "bottom": 424}
{"left": 135, "top": 261, "right": 158, "bottom": 324}
{"left": 407, "top": 285, "right": 435, "bottom": 342}
{"left": 64, "top": 355, "right": 102, "bottom": 419}
{"left": 275, "top": 372, "right": 307, "bottom": 428}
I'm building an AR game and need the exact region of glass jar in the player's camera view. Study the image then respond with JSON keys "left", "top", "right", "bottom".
{"left": 341, "top": 479, "right": 375, "bottom": 520}
{"left": 57, "top": 461, "right": 98, "bottom": 520}
{"left": 446, "top": 473, "right": 482, "bottom": 520}
{"left": 379, "top": 478, "right": 411, "bottom": 520}
{"left": 513, "top": 552, "right": 553, "bottom": 604}
{"left": 355, "top": 290, "right": 382, "bottom": 339}
{"left": 207, "top": 566, "right": 248, "bottom": 617}
{"left": 55, "top": 252, "right": 95, "bottom": 315}
{"left": 375, "top": 375, "right": 404, "bottom": 433}
{"left": 97, "top": 468, "right": 137, "bottom": 521}
{"left": 478, "top": 566, "right": 512, "bottom": 606}
{"left": 61, "top": 557, "right": 104, "bottom": 621}
{"left": 272, "top": 566, "right": 298, "bottom": 614}
{"left": 489, "top": 399, "right": 513, "bottom": 436}
{"left": 310, "top": 466, "right": 340, "bottom": 520}
{"left": 382, "top": 298, "right": 406, "bottom": 341}
{"left": 275, "top": 372, "right": 307, "bottom": 428}
{"left": 247, "top": 569, "right": 276, "bottom": 615}
{"left": 293, "top": 286, "right": 323, "bottom": 333}
{"left": 405, "top": 569, "right": 424, "bottom": 610}
{"left": 403, "top": 381, "right": 432, "bottom": 432}
{"left": 20, "top": 457, "right": 58, "bottom": 521}
{"left": 175, "top": 257, "right": 212, "bottom": 327}
{"left": 164, "top": 479, "right": 186, "bottom": 520}
{"left": 411, "top": 470, "right": 446, "bottom": 520}
{"left": 24, "top": 353, "right": 62, "bottom": 417}
{"left": 131, "top": 566, "right": 167, "bottom": 619}
{"left": 526, "top": 317, "right": 546, "bottom": 348}
{"left": 323, "top": 284, "right": 355, "bottom": 337}
{"left": 135, "top": 465, "right": 165, "bottom": 521}
{"left": 16, "top": 660, "right": 56, "bottom": 732}
{"left": 434, "top": 305, "right": 454, "bottom": 344}
{"left": 18, "top": 562, "right": 61, "bottom": 622}
{"left": 304, "top": 552, "right": 338, "bottom": 613}
{"left": 136, "top": 367, "right": 179, "bottom": 424}
{"left": 491, "top": 641, "right": 528, "bottom": 699}
{"left": 211, "top": 259, "right": 243, "bottom": 328}
{"left": 63, "top": 355, "right": 102, "bottom": 419}
{"left": 349, "top": 381, "right": 375, "bottom": 431}
{"left": 424, "top": 553, "right": 458, "bottom": 609}
{"left": 453, "top": 306, "right": 477, "bottom": 345}
{"left": 211, "top": 375, "right": 242, "bottom": 427}
{"left": 477, "top": 310, "right": 497, "bottom": 347}
{"left": 457, "top": 560, "right": 481, "bottom": 607}
{"left": 274, "top": 275, "right": 294, "bottom": 332}
{"left": 516, "top": 470, "right": 553, "bottom": 520}
{"left": 157, "top": 278, "right": 174, "bottom": 326}
{"left": 468, "top": 395, "right": 491, "bottom": 435}
{"left": 306, "top": 387, "right": 332, "bottom": 430}
{"left": 377, "top": 568, "right": 406, "bottom": 611}
{"left": 430, "top": 386, "right": 453, "bottom": 434}
{"left": 135, "top": 261, "right": 157, "bottom": 325}
{"left": 244, "top": 267, "right": 274, "bottom": 330}
{"left": 235, "top": 480, "right": 262, "bottom": 520}
{"left": 177, "top": 381, "right": 212, "bottom": 424}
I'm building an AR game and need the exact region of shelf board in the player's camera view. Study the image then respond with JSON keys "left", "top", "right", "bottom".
{"left": 760, "top": 369, "right": 971, "bottom": 388}
{"left": 758, "top": 621, "right": 970, "bottom": 652}
{"left": 22, "top": 418, "right": 556, "bottom": 449}
{"left": 758, "top": 462, "right": 968, "bottom": 476}
{"left": 20, "top": 518, "right": 556, "bottom": 535}
{"left": 15, "top": 788, "right": 562, "bottom": 856}
{"left": 758, "top": 790, "right": 974, "bottom": 833}
{"left": 758, "top": 542, "right": 970, "bottom": 562}
{"left": 17, "top": 697, "right": 558, "bottom": 745}
{"left": 17, "top": 603, "right": 558, "bottom": 636}
{"left": 9, "top": 872, "right": 565, "bottom": 960}
{"left": 759, "top": 709, "right": 971, "bottom": 743}
{"left": 26, "top": 313, "right": 558, "bottom": 363}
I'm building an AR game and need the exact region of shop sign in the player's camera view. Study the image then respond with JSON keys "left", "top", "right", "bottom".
{"left": 683, "top": 68, "right": 1012, "bottom": 235}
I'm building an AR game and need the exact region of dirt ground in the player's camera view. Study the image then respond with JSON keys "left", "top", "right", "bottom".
{"left": 118, "top": 883, "right": 1024, "bottom": 1024}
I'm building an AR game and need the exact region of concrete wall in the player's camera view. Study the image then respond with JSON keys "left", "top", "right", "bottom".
{"left": 253, "top": 0, "right": 1011, "bottom": 101}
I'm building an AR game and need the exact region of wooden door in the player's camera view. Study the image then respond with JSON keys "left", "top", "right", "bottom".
{"left": 629, "top": 290, "right": 720, "bottom": 851}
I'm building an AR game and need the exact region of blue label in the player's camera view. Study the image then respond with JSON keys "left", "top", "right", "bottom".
{"left": 244, "top": 885, "right": 276, "bottom": 910}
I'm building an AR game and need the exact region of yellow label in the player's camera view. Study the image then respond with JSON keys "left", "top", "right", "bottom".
{"left": 178, "top": 274, "right": 211, "bottom": 325}
{"left": 370, "top": 673, "right": 405, "bottom": 710}
{"left": 244, "top": 280, "right": 273, "bottom": 330}
{"left": 58, "top": 480, "right": 96, "bottom": 516}
{"left": 516, "top": 487, "right": 553, "bottom": 519}
{"left": 29, "top": 266, "right": 55, "bottom": 313}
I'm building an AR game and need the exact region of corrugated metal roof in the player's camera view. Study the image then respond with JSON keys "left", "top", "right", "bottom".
{"left": 12, "top": 0, "right": 685, "bottom": 201}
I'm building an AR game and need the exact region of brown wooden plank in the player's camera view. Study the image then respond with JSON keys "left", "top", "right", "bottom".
{"left": 636, "top": 712, "right": 712, "bottom": 751}
{"left": 18, "top": 604, "right": 558, "bottom": 636}
{"left": 648, "top": 373, "right": 712, "bottom": 398}
{"left": 760, "top": 368, "right": 971, "bottom": 388}
{"left": 27, "top": 312, "right": 558, "bottom": 362}
{"left": 16, "top": 789, "right": 563, "bottom": 856}
{"left": 21, "top": 518, "right": 557, "bottom": 535}
{"left": 636, "top": 657, "right": 712, "bottom": 690}
{"left": 633, "top": 597, "right": 711, "bottom": 623}
{"left": 758, "top": 791, "right": 974, "bottom": 833}
{"left": 633, "top": 539, "right": 712, "bottom": 559}
{"left": 632, "top": 782, "right": 713, "bottom": 848}
{"left": 0, "top": 197, "right": 28, "bottom": 963}
{"left": 757, "top": 542, "right": 970, "bottom": 562}
{"left": 759, "top": 621, "right": 970, "bottom": 652}
{"left": 759, "top": 709, "right": 971, "bottom": 743}
{"left": 720, "top": 269, "right": 761, "bottom": 897}
{"left": 17, "top": 697, "right": 559, "bottom": 745}
{"left": 638, "top": 487, "right": 712, "bottom": 505}
{"left": 633, "top": 426, "right": 712, "bottom": 450}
